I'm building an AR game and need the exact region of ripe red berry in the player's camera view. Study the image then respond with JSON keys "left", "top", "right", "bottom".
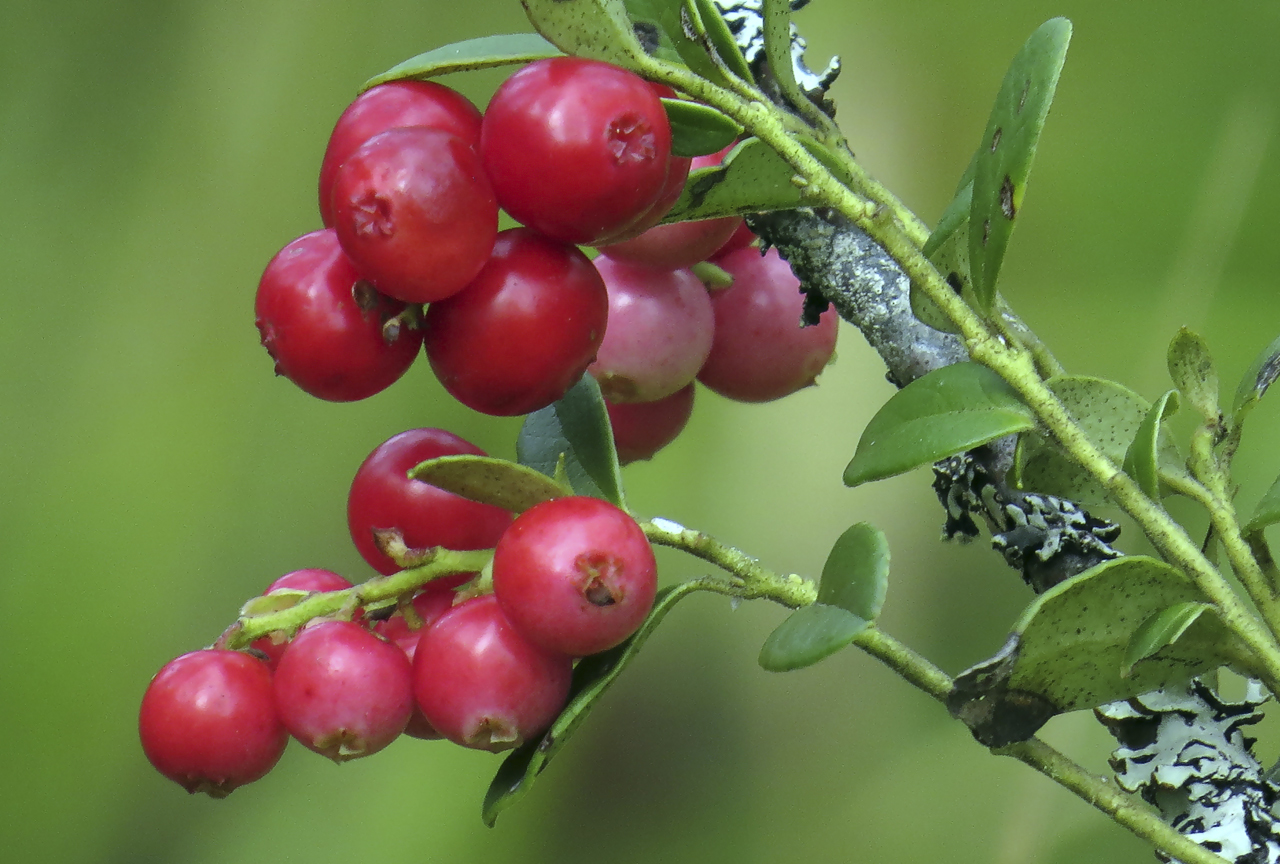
{"left": 423, "top": 228, "right": 609, "bottom": 416}
{"left": 273, "top": 620, "right": 414, "bottom": 762}
{"left": 493, "top": 496, "right": 658, "bottom": 657}
{"left": 413, "top": 594, "right": 572, "bottom": 751}
{"left": 697, "top": 246, "right": 838, "bottom": 402}
{"left": 347, "top": 428, "right": 513, "bottom": 575}
{"left": 255, "top": 229, "right": 422, "bottom": 402}
{"left": 331, "top": 127, "right": 497, "bottom": 304}
{"left": 480, "top": 57, "right": 672, "bottom": 245}
{"left": 588, "top": 256, "right": 713, "bottom": 403}
{"left": 375, "top": 587, "right": 459, "bottom": 740}
{"left": 139, "top": 650, "right": 287, "bottom": 797}
{"left": 318, "top": 81, "right": 483, "bottom": 227}
{"left": 606, "top": 383, "right": 695, "bottom": 465}
{"left": 712, "top": 221, "right": 757, "bottom": 258}
{"left": 251, "top": 569, "right": 356, "bottom": 668}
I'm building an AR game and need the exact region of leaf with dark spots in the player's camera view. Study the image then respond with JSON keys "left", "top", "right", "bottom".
{"left": 999, "top": 176, "right": 1016, "bottom": 219}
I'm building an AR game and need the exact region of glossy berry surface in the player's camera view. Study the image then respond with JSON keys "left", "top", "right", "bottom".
{"left": 697, "top": 246, "right": 838, "bottom": 402}
{"left": 318, "top": 81, "right": 482, "bottom": 227}
{"left": 413, "top": 594, "right": 572, "bottom": 751}
{"left": 480, "top": 57, "right": 672, "bottom": 245}
{"left": 423, "top": 228, "right": 609, "bottom": 416}
{"left": 139, "top": 650, "right": 287, "bottom": 797}
{"left": 588, "top": 256, "right": 713, "bottom": 403}
{"left": 376, "top": 587, "right": 459, "bottom": 740}
{"left": 606, "top": 383, "right": 695, "bottom": 465}
{"left": 251, "top": 569, "right": 356, "bottom": 668}
{"left": 255, "top": 229, "right": 422, "bottom": 402}
{"left": 273, "top": 620, "right": 414, "bottom": 762}
{"left": 493, "top": 496, "right": 658, "bottom": 657}
{"left": 331, "top": 127, "right": 497, "bottom": 303}
{"left": 348, "top": 428, "right": 512, "bottom": 575}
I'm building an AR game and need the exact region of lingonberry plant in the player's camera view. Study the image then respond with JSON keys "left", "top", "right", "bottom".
{"left": 138, "top": 2, "right": 1280, "bottom": 862}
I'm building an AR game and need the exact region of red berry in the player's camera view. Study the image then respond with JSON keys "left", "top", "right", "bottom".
{"left": 254, "top": 229, "right": 422, "bottom": 402}
{"left": 376, "top": 587, "right": 460, "bottom": 741}
{"left": 273, "top": 620, "right": 414, "bottom": 762}
{"left": 318, "top": 81, "right": 482, "bottom": 227}
{"left": 251, "top": 569, "right": 356, "bottom": 668}
{"left": 697, "top": 247, "right": 838, "bottom": 402}
{"left": 331, "top": 127, "right": 498, "bottom": 304}
{"left": 347, "top": 428, "right": 513, "bottom": 575}
{"left": 423, "top": 228, "right": 609, "bottom": 416}
{"left": 588, "top": 256, "right": 713, "bottom": 403}
{"left": 493, "top": 496, "right": 658, "bottom": 657}
{"left": 712, "top": 221, "right": 757, "bottom": 258}
{"left": 139, "top": 650, "right": 287, "bottom": 797}
{"left": 413, "top": 594, "right": 572, "bottom": 751}
{"left": 480, "top": 58, "right": 672, "bottom": 245}
{"left": 606, "top": 383, "right": 695, "bottom": 465}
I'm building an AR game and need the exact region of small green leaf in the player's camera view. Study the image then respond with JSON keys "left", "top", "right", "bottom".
{"left": 969, "top": 18, "right": 1072, "bottom": 309}
{"left": 1166, "top": 327, "right": 1220, "bottom": 423}
{"left": 483, "top": 579, "right": 705, "bottom": 825}
{"left": 624, "top": 0, "right": 726, "bottom": 84}
{"left": 843, "top": 363, "right": 1036, "bottom": 488}
{"left": 661, "top": 138, "right": 808, "bottom": 223}
{"left": 363, "top": 34, "right": 562, "bottom": 88}
{"left": 1231, "top": 333, "right": 1280, "bottom": 419}
{"left": 521, "top": 0, "right": 646, "bottom": 66}
{"left": 1123, "top": 390, "right": 1180, "bottom": 499}
{"left": 662, "top": 98, "right": 742, "bottom": 157}
{"left": 517, "top": 374, "right": 626, "bottom": 508}
{"left": 1122, "top": 602, "right": 1212, "bottom": 677}
{"left": 910, "top": 197, "right": 971, "bottom": 335}
{"left": 408, "top": 455, "right": 571, "bottom": 513}
{"left": 1245, "top": 473, "right": 1280, "bottom": 534}
{"left": 692, "top": 0, "right": 754, "bottom": 82}
{"left": 817, "top": 523, "right": 888, "bottom": 621}
{"left": 758, "top": 603, "right": 869, "bottom": 672}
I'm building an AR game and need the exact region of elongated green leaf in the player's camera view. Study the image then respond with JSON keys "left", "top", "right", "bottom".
{"left": 968, "top": 18, "right": 1072, "bottom": 309}
{"left": 1122, "top": 602, "right": 1212, "bottom": 677}
{"left": 1231, "top": 333, "right": 1280, "bottom": 418}
{"left": 661, "top": 138, "right": 807, "bottom": 223}
{"left": 1245, "top": 473, "right": 1280, "bottom": 534}
{"left": 1167, "top": 327, "right": 1220, "bottom": 423}
{"left": 363, "top": 34, "right": 561, "bottom": 88}
{"left": 817, "top": 523, "right": 888, "bottom": 621}
{"left": 408, "top": 455, "right": 571, "bottom": 513}
{"left": 517, "top": 374, "right": 626, "bottom": 508}
{"left": 758, "top": 603, "right": 869, "bottom": 672}
{"left": 692, "top": 0, "right": 753, "bottom": 81}
{"left": 843, "top": 363, "right": 1035, "bottom": 488}
{"left": 625, "top": 0, "right": 725, "bottom": 84}
{"left": 521, "top": 0, "right": 645, "bottom": 66}
{"left": 910, "top": 194, "right": 971, "bottom": 334}
{"left": 484, "top": 580, "right": 705, "bottom": 825}
{"left": 1123, "top": 390, "right": 1180, "bottom": 499}
{"left": 663, "top": 98, "right": 742, "bottom": 157}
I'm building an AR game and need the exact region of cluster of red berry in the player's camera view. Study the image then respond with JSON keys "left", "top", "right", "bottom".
{"left": 254, "top": 55, "right": 837, "bottom": 463}
{"left": 139, "top": 427, "right": 658, "bottom": 796}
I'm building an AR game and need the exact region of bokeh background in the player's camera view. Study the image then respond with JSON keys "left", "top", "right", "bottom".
{"left": 3, "top": 1, "right": 1279, "bottom": 862}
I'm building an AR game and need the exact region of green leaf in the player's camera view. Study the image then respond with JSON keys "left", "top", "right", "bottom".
{"left": 1231, "top": 333, "right": 1280, "bottom": 418}
{"left": 624, "top": 0, "right": 725, "bottom": 84}
{"left": 1166, "top": 327, "right": 1220, "bottom": 423}
{"left": 517, "top": 374, "right": 626, "bottom": 508}
{"left": 1245, "top": 473, "right": 1280, "bottom": 534}
{"left": 363, "top": 34, "right": 562, "bottom": 88}
{"left": 692, "top": 0, "right": 754, "bottom": 82}
{"left": 483, "top": 579, "right": 706, "bottom": 825}
{"left": 521, "top": 0, "right": 646, "bottom": 66}
{"left": 817, "top": 523, "right": 889, "bottom": 621}
{"left": 407, "top": 455, "right": 571, "bottom": 513}
{"left": 758, "top": 603, "right": 869, "bottom": 672}
{"left": 910, "top": 193, "right": 971, "bottom": 334}
{"left": 843, "top": 363, "right": 1036, "bottom": 488}
{"left": 1122, "top": 389, "right": 1180, "bottom": 499}
{"left": 968, "top": 18, "right": 1072, "bottom": 309}
{"left": 1122, "top": 602, "right": 1212, "bottom": 677}
{"left": 662, "top": 98, "right": 742, "bottom": 158}
{"left": 661, "top": 138, "right": 808, "bottom": 223}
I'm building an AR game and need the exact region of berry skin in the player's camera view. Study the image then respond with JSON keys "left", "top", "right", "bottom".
{"left": 712, "top": 221, "right": 757, "bottom": 258}
{"left": 139, "top": 650, "right": 287, "bottom": 797}
{"left": 331, "top": 127, "right": 498, "bottom": 304}
{"left": 587, "top": 256, "right": 714, "bottom": 403}
{"left": 273, "top": 620, "right": 414, "bottom": 762}
{"left": 318, "top": 81, "right": 482, "bottom": 227}
{"left": 423, "top": 228, "right": 609, "bottom": 416}
{"left": 606, "top": 383, "right": 695, "bottom": 465}
{"left": 413, "top": 594, "right": 572, "bottom": 751}
{"left": 697, "top": 246, "right": 838, "bottom": 402}
{"left": 347, "top": 428, "right": 513, "bottom": 575}
{"left": 493, "top": 496, "right": 658, "bottom": 657}
{"left": 255, "top": 229, "right": 422, "bottom": 402}
{"left": 251, "top": 569, "right": 356, "bottom": 668}
{"left": 480, "top": 57, "right": 672, "bottom": 245}
{"left": 376, "top": 587, "right": 460, "bottom": 740}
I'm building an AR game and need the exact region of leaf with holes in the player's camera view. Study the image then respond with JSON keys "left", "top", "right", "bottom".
{"left": 968, "top": 18, "right": 1071, "bottom": 309}
{"left": 517, "top": 374, "right": 626, "bottom": 509}
{"left": 1167, "top": 327, "right": 1220, "bottom": 424}
{"left": 363, "top": 34, "right": 562, "bottom": 88}
{"left": 408, "top": 455, "right": 571, "bottom": 513}
{"left": 1123, "top": 390, "right": 1181, "bottom": 499}
{"left": 663, "top": 98, "right": 743, "bottom": 157}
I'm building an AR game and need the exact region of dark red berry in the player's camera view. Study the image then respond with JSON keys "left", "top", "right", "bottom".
{"left": 493, "top": 496, "right": 658, "bottom": 657}
{"left": 255, "top": 229, "right": 422, "bottom": 402}
{"left": 347, "top": 428, "right": 512, "bottom": 575}
{"left": 606, "top": 383, "right": 695, "bottom": 465}
{"left": 139, "top": 650, "right": 287, "bottom": 797}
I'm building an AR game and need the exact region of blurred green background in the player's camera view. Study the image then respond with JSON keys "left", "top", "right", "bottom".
{"left": 3, "top": 1, "right": 1279, "bottom": 861}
